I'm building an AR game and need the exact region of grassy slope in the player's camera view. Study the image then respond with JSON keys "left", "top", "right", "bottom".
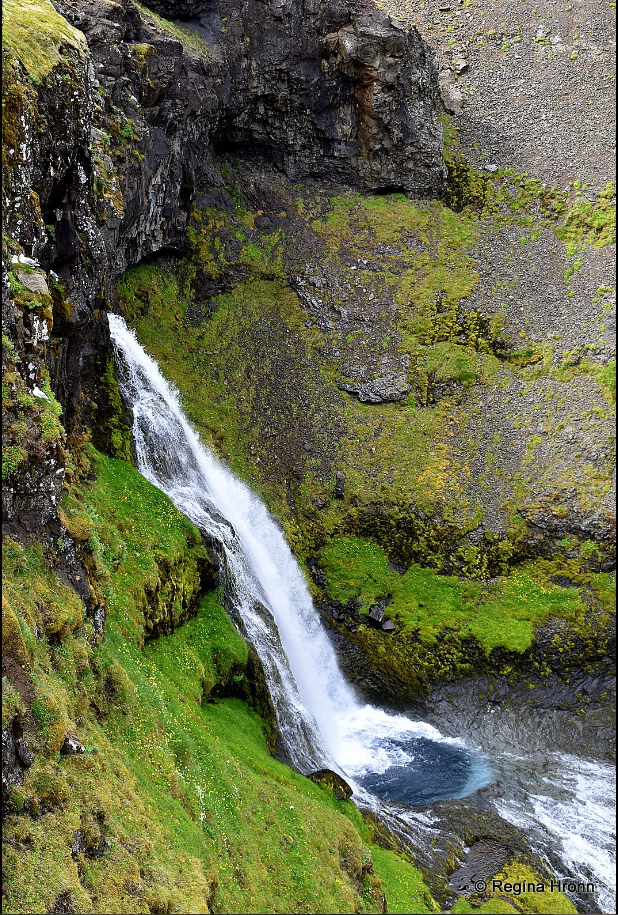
{"left": 3, "top": 450, "right": 432, "bottom": 914}
{"left": 2, "top": 0, "right": 86, "bottom": 80}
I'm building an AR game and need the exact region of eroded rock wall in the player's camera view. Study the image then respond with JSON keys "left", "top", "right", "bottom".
{"left": 210, "top": 0, "right": 445, "bottom": 195}
{"left": 3, "top": 0, "right": 445, "bottom": 543}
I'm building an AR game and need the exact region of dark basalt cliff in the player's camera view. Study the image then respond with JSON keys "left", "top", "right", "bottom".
{"left": 3, "top": 0, "right": 445, "bottom": 542}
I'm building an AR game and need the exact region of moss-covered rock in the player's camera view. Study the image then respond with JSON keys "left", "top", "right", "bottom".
{"left": 115, "top": 167, "right": 614, "bottom": 577}
{"left": 313, "top": 534, "right": 614, "bottom": 703}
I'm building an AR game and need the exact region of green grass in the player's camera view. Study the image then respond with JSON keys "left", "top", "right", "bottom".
{"left": 370, "top": 847, "right": 440, "bottom": 914}
{"left": 4, "top": 451, "right": 437, "bottom": 913}
{"left": 2, "top": 0, "right": 86, "bottom": 80}
{"left": 60, "top": 449, "right": 208, "bottom": 643}
{"left": 318, "top": 535, "right": 609, "bottom": 653}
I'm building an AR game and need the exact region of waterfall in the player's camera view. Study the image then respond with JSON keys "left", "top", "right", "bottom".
{"left": 108, "top": 315, "right": 615, "bottom": 912}
{"left": 108, "top": 314, "right": 490, "bottom": 798}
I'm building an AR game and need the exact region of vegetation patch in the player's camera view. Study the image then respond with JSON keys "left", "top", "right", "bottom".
{"left": 4, "top": 447, "right": 431, "bottom": 913}
{"left": 2, "top": 0, "right": 86, "bottom": 81}
{"left": 133, "top": 2, "right": 212, "bottom": 57}
{"left": 62, "top": 448, "right": 210, "bottom": 642}
{"left": 370, "top": 846, "right": 440, "bottom": 914}
{"left": 318, "top": 535, "right": 610, "bottom": 654}
{"left": 451, "top": 860, "right": 577, "bottom": 914}
{"left": 555, "top": 182, "right": 616, "bottom": 255}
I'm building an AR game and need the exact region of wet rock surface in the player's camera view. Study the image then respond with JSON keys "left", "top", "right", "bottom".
{"left": 308, "top": 768, "right": 354, "bottom": 800}
{"left": 415, "top": 663, "right": 616, "bottom": 764}
{"left": 448, "top": 840, "right": 512, "bottom": 896}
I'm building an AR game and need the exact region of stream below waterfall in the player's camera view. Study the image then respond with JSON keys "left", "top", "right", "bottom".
{"left": 109, "top": 315, "right": 615, "bottom": 914}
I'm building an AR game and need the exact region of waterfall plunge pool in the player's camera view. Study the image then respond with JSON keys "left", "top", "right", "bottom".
{"left": 108, "top": 312, "right": 494, "bottom": 809}
{"left": 350, "top": 737, "right": 493, "bottom": 807}
{"left": 109, "top": 314, "right": 614, "bottom": 910}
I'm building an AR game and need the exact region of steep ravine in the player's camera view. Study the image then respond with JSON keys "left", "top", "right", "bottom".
{"left": 2, "top": 0, "right": 615, "bottom": 914}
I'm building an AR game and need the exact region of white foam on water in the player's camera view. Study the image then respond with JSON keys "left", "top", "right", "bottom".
{"left": 495, "top": 754, "right": 616, "bottom": 913}
{"left": 336, "top": 705, "right": 463, "bottom": 776}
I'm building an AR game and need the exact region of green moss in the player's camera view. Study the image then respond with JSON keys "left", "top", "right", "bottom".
{"left": 319, "top": 535, "right": 606, "bottom": 654}
{"left": 452, "top": 861, "right": 578, "bottom": 914}
{"left": 133, "top": 1, "right": 211, "bottom": 57}
{"left": 318, "top": 193, "right": 481, "bottom": 335}
{"left": 423, "top": 341, "right": 482, "bottom": 386}
{"left": 555, "top": 183, "right": 616, "bottom": 255}
{"left": 595, "top": 358, "right": 616, "bottom": 404}
{"left": 2, "top": 676, "right": 25, "bottom": 729}
{"left": 440, "top": 114, "right": 492, "bottom": 212}
{"left": 69, "top": 449, "right": 208, "bottom": 643}
{"left": 2, "top": 443, "right": 28, "bottom": 478}
{"left": 3, "top": 539, "right": 85, "bottom": 648}
{"left": 97, "top": 356, "right": 133, "bottom": 460}
{"left": 2, "top": 538, "right": 90, "bottom": 758}
{"left": 370, "top": 846, "right": 440, "bottom": 914}
{"left": 2, "top": 0, "right": 86, "bottom": 81}
{"left": 531, "top": 354, "right": 617, "bottom": 409}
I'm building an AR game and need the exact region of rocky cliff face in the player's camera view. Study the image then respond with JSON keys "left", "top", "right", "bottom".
{"left": 2, "top": 0, "right": 445, "bottom": 544}
{"left": 209, "top": 0, "right": 444, "bottom": 195}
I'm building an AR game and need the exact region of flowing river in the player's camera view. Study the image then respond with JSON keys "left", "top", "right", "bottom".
{"left": 108, "top": 314, "right": 615, "bottom": 913}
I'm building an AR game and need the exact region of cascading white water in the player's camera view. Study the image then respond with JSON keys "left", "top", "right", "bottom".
{"left": 108, "top": 314, "right": 490, "bottom": 796}
{"left": 108, "top": 315, "right": 615, "bottom": 913}
{"left": 494, "top": 754, "right": 616, "bottom": 914}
